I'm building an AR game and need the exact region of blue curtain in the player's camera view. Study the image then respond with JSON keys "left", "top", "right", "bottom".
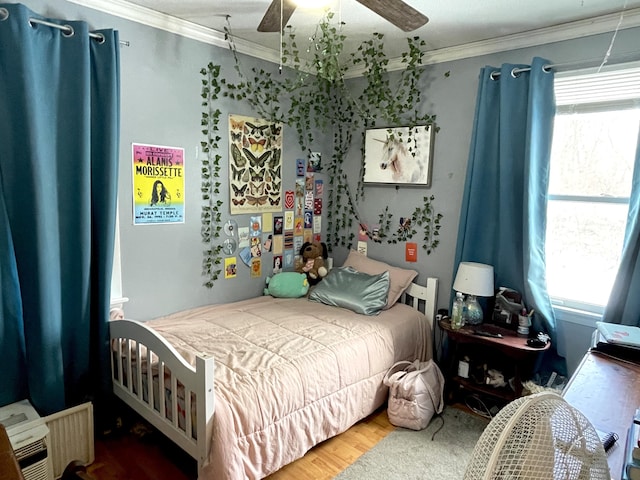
{"left": 0, "top": 4, "right": 120, "bottom": 414}
{"left": 453, "top": 57, "right": 563, "bottom": 370}
{"left": 601, "top": 128, "right": 640, "bottom": 326}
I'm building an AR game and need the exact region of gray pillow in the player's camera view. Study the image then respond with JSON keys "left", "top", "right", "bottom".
{"left": 308, "top": 267, "right": 390, "bottom": 315}
{"left": 341, "top": 249, "right": 418, "bottom": 309}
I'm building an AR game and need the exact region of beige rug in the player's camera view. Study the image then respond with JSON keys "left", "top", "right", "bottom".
{"left": 334, "top": 407, "right": 489, "bottom": 479}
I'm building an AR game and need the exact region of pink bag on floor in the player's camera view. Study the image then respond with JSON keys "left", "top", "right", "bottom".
{"left": 383, "top": 359, "right": 445, "bottom": 430}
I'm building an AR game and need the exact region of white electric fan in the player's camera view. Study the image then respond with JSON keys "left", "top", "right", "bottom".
{"left": 463, "top": 391, "right": 611, "bottom": 480}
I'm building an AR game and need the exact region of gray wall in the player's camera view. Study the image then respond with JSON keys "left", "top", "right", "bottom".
{"left": 327, "top": 30, "right": 640, "bottom": 376}
{"left": 20, "top": 0, "right": 640, "bottom": 374}
{"left": 336, "top": 29, "right": 640, "bottom": 315}
{"left": 19, "top": 0, "right": 331, "bottom": 319}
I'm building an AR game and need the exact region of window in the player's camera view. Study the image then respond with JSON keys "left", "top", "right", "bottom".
{"left": 545, "top": 64, "right": 640, "bottom": 315}
{"left": 110, "top": 206, "right": 128, "bottom": 314}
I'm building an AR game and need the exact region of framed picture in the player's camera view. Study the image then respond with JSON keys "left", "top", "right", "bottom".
{"left": 363, "top": 124, "right": 435, "bottom": 186}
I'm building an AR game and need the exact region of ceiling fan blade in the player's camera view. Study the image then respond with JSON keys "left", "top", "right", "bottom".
{"left": 356, "top": 0, "right": 429, "bottom": 32}
{"left": 258, "top": 0, "right": 298, "bottom": 32}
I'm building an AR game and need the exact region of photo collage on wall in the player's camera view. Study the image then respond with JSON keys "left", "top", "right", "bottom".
{"left": 223, "top": 113, "right": 324, "bottom": 280}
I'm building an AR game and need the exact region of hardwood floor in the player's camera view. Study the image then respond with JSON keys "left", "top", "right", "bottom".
{"left": 88, "top": 408, "right": 393, "bottom": 480}
{"left": 265, "top": 409, "right": 393, "bottom": 480}
{"left": 88, "top": 420, "right": 197, "bottom": 480}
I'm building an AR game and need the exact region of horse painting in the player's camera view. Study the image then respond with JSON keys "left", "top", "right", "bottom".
{"left": 378, "top": 134, "right": 421, "bottom": 183}
{"left": 364, "top": 125, "right": 433, "bottom": 185}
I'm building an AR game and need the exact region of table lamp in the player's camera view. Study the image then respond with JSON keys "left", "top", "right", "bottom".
{"left": 453, "top": 262, "right": 495, "bottom": 325}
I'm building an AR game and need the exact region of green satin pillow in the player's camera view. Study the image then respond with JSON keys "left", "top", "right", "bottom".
{"left": 308, "top": 267, "right": 390, "bottom": 315}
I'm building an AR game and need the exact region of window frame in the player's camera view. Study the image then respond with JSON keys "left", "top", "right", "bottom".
{"left": 547, "top": 65, "right": 640, "bottom": 320}
{"left": 110, "top": 206, "right": 128, "bottom": 315}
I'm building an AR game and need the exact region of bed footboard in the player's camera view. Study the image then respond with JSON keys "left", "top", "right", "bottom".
{"left": 109, "top": 319, "right": 214, "bottom": 470}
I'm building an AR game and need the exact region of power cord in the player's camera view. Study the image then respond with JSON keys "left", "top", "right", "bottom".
{"left": 464, "top": 394, "right": 494, "bottom": 420}
{"left": 429, "top": 413, "right": 445, "bottom": 440}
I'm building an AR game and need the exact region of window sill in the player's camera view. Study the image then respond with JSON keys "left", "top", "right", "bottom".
{"left": 110, "top": 297, "right": 129, "bottom": 320}
{"left": 110, "top": 297, "right": 129, "bottom": 308}
{"left": 552, "top": 304, "right": 602, "bottom": 327}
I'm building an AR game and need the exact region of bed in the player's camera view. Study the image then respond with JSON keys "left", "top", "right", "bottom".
{"left": 110, "top": 254, "right": 438, "bottom": 480}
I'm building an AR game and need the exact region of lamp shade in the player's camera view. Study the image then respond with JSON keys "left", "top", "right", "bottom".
{"left": 453, "top": 262, "right": 495, "bottom": 297}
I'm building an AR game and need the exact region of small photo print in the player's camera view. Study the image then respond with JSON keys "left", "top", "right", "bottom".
{"left": 359, "top": 223, "right": 369, "bottom": 241}
{"left": 263, "top": 234, "right": 273, "bottom": 252}
{"left": 284, "top": 231, "right": 294, "bottom": 249}
{"left": 308, "top": 152, "right": 322, "bottom": 172}
{"left": 238, "top": 226, "right": 250, "bottom": 247}
{"left": 284, "top": 211, "right": 294, "bottom": 230}
{"left": 313, "top": 215, "right": 322, "bottom": 234}
{"left": 273, "top": 255, "right": 283, "bottom": 274}
{"left": 272, "top": 235, "right": 283, "bottom": 254}
{"left": 251, "top": 257, "right": 262, "bottom": 278}
{"left": 274, "top": 215, "right": 283, "bottom": 235}
{"left": 305, "top": 173, "right": 314, "bottom": 191}
{"left": 284, "top": 250, "right": 294, "bottom": 268}
{"left": 224, "top": 257, "right": 237, "bottom": 279}
{"left": 304, "top": 210, "right": 313, "bottom": 229}
{"left": 251, "top": 236, "right": 262, "bottom": 258}
{"left": 303, "top": 229, "right": 313, "bottom": 243}
{"left": 296, "top": 158, "right": 306, "bottom": 177}
{"left": 250, "top": 216, "right": 262, "bottom": 237}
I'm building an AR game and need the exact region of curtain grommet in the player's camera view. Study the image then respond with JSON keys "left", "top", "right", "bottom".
{"left": 93, "top": 32, "right": 106, "bottom": 44}
{"left": 62, "top": 24, "right": 74, "bottom": 37}
{"left": 511, "top": 68, "right": 520, "bottom": 78}
{"left": 0, "top": 8, "right": 9, "bottom": 21}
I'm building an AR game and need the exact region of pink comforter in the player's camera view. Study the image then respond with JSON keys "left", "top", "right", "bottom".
{"left": 148, "top": 296, "right": 431, "bottom": 479}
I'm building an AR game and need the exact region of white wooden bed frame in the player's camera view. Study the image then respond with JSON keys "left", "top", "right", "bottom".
{"left": 109, "top": 277, "right": 438, "bottom": 471}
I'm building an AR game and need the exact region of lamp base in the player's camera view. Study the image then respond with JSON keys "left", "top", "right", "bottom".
{"left": 464, "top": 295, "right": 483, "bottom": 325}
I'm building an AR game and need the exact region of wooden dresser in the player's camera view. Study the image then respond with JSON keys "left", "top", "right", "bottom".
{"left": 563, "top": 350, "right": 640, "bottom": 479}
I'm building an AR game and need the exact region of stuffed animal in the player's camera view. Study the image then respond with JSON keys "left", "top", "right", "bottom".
{"left": 295, "top": 241, "right": 328, "bottom": 286}
{"left": 264, "top": 272, "right": 309, "bottom": 298}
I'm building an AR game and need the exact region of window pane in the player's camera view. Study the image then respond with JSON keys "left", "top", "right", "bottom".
{"left": 548, "top": 109, "right": 639, "bottom": 198}
{"left": 545, "top": 200, "right": 627, "bottom": 306}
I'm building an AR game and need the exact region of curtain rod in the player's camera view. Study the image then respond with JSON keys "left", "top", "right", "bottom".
{"left": 489, "top": 52, "right": 640, "bottom": 80}
{"left": 0, "top": 7, "right": 129, "bottom": 46}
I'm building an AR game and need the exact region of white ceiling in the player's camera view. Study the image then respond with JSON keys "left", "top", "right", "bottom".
{"left": 75, "top": 0, "right": 640, "bottom": 70}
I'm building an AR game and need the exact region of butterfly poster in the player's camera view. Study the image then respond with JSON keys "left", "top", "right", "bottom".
{"left": 229, "top": 114, "right": 283, "bottom": 214}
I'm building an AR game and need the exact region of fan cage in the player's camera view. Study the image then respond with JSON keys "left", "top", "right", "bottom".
{"left": 463, "top": 391, "right": 611, "bottom": 480}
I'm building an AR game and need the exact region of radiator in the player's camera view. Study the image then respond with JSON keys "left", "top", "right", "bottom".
{"left": 44, "top": 402, "right": 94, "bottom": 479}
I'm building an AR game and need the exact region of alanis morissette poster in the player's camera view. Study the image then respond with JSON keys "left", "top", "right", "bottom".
{"left": 132, "top": 143, "right": 185, "bottom": 225}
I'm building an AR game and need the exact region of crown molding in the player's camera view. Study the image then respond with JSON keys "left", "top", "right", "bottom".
{"left": 69, "top": 0, "right": 640, "bottom": 77}
{"left": 66, "top": 0, "right": 280, "bottom": 63}
{"left": 346, "top": 7, "right": 640, "bottom": 78}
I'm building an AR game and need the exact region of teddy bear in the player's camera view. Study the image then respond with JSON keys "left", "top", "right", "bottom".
{"left": 295, "top": 241, "right": 329, "bottom": 286}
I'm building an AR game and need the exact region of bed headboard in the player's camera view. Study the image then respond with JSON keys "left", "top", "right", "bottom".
{"left": 401, "top": 277, "right": 438, "bottom": 337}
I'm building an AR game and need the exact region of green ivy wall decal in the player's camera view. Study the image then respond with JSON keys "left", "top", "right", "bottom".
{"left": 201, "top": 14, "right": 444, "bottom": 285}
{"left": 368, "top": 195, "right": 442, "bottom": 253}
{"left": 200, "top": 62, "right": 224, "bottom": 287}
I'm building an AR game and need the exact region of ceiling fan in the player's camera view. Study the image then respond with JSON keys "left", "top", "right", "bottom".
{"left": 257, "top": 0, "right": 429, "bottom": 33}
